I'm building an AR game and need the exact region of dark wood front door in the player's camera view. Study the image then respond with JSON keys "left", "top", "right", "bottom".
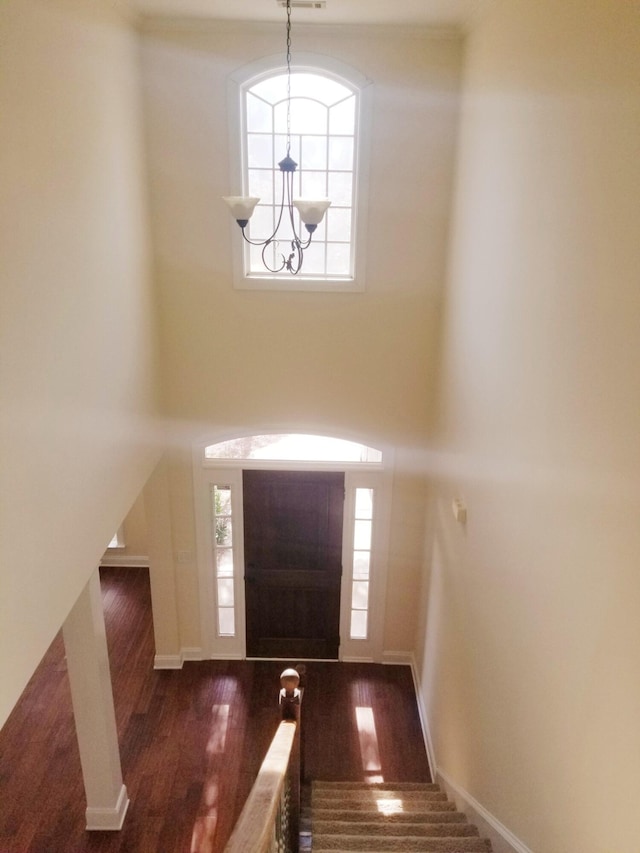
{"left": 243, "top": 470, "right": 345, "bottom": 659}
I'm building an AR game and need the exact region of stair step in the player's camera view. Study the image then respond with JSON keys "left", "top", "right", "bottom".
{"left": 314, "top": 781, "right": 442, "bottom": 792}
{"left": 312, "top": 835, "right": 492, "bottom": 852}
{"left": 314, "top": 820, "right": 480, "bottom": 838}
{"left": 313, "top": 789, "right": 448, "bottom": 802}
{"left": 312, "top": 795, "right": 452, "bottom": 813}
{"left": 308, "top": 780, "right": 492, "bottom": 852}
{"left": 311, "top": 809, "right": 466, "bottom": 824}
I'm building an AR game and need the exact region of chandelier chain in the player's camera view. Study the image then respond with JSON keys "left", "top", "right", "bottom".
{"left": 286, "top": 0, "right": 292, "bottom": 155}
{"left": 223, "top": 0, "right": 331, "bottom": 275}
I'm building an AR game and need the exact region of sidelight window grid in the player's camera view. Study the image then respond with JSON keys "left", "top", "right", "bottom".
{"left": 211, "top": 484, "right": 235, "bottom": 637}
{"left": 350, "top": 487, "right": 373, "bottom": 640}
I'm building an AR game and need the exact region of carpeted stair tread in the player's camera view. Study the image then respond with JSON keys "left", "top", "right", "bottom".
{"left": 309, "top": 781, "right": 492, "bottom": 852}
{"left": 312, "top": 836, "right": 491, "bottom": 852}
{"left": 313, "top": 790, "right": 449, "bottom": 804}
{"left": 313, "top": 820, "right": 480, "bottom": 837}
{"left": 312, "top": 800, "right": 450, "bottom": 811}
{"left": 314, "top": 781, "right": 442, "bottom": 792}
{"left": 312, "top": 809, "right": 466, "bottom": 824}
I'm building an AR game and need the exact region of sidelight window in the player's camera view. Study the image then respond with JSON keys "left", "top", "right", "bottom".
{"left": 350, "top": 487, "right": 373, "bottom": 640}
{"left": 211, "top": 484, "right": 235, "bottom": 636}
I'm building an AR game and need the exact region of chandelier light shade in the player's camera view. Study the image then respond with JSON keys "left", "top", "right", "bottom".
{"left": 222, "top": 197, "right": 260, "bottom": 227}
{"left": 222, "top": 0, "right": 331, "bottom": 275}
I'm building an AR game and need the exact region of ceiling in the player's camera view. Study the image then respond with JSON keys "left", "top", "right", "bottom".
{"left": 129, "top": 0, "right": 489, "bottom": 30}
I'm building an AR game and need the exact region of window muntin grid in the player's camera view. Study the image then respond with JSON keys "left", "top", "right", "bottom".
{"left": 211, "top": 484, "right": 235, "bottom": 637}
{"left": 350, "top": 487, "right": 373, "bottom": 640}
{"left": 243, "top": 71, "right": 357, "bottom": 279}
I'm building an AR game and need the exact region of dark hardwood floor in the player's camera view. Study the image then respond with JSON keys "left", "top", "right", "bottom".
{"left": 0, "top": 568, "right": 431, "bottom": 853}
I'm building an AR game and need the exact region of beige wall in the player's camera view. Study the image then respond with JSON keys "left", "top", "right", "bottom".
{"left": 418, "top": 2, "right": 640, "bottom": 851}
{"left": 140, "top": 20, "right": 461, "bottom": 448}
{"left": 137, "top": 21, "right": 463, "bottom": 659}
{"left": 0, "top": 0, "right": 161, "bottom": 727}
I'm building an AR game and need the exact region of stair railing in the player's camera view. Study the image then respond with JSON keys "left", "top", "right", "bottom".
{"left": 224, "top": 668, "right": 302, "bottom": 853}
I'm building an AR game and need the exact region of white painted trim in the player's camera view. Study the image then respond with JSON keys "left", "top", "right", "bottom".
{"left": 436, "top": 770, "right": 534, "bottom": 853}
{"left": 211, "top": 651, "right": 244, "bottom": 660}
{"left": 154, "top": 648, "right": 204, "bottom": 668}
{"left": 153, "top": 654, "right": 183, "bottom": 670}
{"left": 85, "top": 784, "right": 129, "bottom": 831}
{"left": 409, "top": 655, "right": 533, "bottom": 853}
{"left": 407, "top": 654, "right": 437, "bottom": 780}
{"left": 140, "top": 19, "right": 464, "bottom": 41}
{"left": 381, "top": 650, "right": 413, "bottom": 665}
{"left": 100, "top": 555, "right": 149, "bottom": 568}
{"left": 181, "top": 647, "right": 203, "bottom": 662}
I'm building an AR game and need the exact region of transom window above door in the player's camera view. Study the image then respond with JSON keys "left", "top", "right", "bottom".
{"left": 204, "top": 434, "right": 382, "bottom": 465}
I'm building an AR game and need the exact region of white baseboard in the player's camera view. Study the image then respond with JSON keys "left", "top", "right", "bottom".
{"left": 210, "top": 651, "right": 244, "bottom": 660}
{"left": 341, "top": 655, "right": 374, "bottom": 663}
{"left": 437, "top": 769, "right": 534, "bottom": 853}
{"left": 181, "top": 647, "right": 203, "bottom": 661}
{"left": 86, "top": 784, "right": 129, "bottom": 830}
{"left": 100, "top": 555, "right": 149, "bottom": 568}
{"left": 154, "top": 648, "right": 204, "bottom": 669}
{"left": 407, "top": 654, "right": 437, "bottom": 780}
{"left": 408, "top": 655, "right": 531, "bottom": 853}
{"left": 153, "top": 654, "right": 183, "bottom": 669}
{"left": 381, "top": 650, "right": 413, "bottom": 665}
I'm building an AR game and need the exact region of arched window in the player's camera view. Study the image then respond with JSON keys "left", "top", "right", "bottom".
{"left": 228, "top": 55, "right": 371, "bottom": 291}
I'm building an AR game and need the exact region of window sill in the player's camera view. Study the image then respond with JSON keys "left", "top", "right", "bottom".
{"left": 233, "top": 274, "right": 365, "bottom": 293}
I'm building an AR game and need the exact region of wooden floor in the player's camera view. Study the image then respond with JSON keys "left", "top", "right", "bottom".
{"left": 0, "top": 568, "right": 431, "bottom": 853}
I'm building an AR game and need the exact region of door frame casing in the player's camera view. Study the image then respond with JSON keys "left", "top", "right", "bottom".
{"left": 192, "top": 434, "right": 394, "bottom": 662}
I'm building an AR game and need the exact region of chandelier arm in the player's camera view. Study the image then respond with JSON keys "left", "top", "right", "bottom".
{"left": 251, "top": 170, "right": 293, "bottom": 273}
{"left": 238, "top": 170, "right": 288, "bottom": 247}
{"left": 285, "top": 168, "right": 303, "bottom": 248}
{"left": 260, "top": 241, "right": 287, "bottom": 274}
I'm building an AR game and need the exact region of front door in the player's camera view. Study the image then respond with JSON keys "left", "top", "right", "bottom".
{"left": 243, "top": 470, "right": 344, "bottom": 659}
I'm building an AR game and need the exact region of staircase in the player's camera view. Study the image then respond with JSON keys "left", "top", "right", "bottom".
{"left": 309, "top": 781, "right": 492, "bottom": 852}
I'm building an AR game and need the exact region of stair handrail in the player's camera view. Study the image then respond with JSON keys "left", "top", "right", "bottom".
{"left": 224, "top": 668, "right": 302, "bottom": 853}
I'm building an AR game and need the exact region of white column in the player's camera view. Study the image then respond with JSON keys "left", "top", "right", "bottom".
{"left": 62, "top": 568, "right": 129, "bottom": 830}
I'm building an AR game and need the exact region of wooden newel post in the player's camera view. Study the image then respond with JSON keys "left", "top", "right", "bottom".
{"left": 279, "top": 668, "right": 302, "bottom": 851}
{"left": 279, "top": 668, "right": 301, "bottom": 721}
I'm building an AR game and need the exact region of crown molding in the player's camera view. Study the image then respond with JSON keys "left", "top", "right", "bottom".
{"left": 138, "top": 17, "right": 463, "bottom": 40}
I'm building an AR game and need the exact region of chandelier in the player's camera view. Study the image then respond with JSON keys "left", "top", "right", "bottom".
{"left": 223, "top": 0, "right": 331, "bottom": 275}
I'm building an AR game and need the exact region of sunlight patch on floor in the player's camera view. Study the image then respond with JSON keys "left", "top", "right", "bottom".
{"left": 206, "top": 704, "right": 230, "bottom": 754}
{"left": 355, "top": 706, "right": 384, "bottom": 783}
{"left": 191, "top": 702, "right": 233, "bottom": 852}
